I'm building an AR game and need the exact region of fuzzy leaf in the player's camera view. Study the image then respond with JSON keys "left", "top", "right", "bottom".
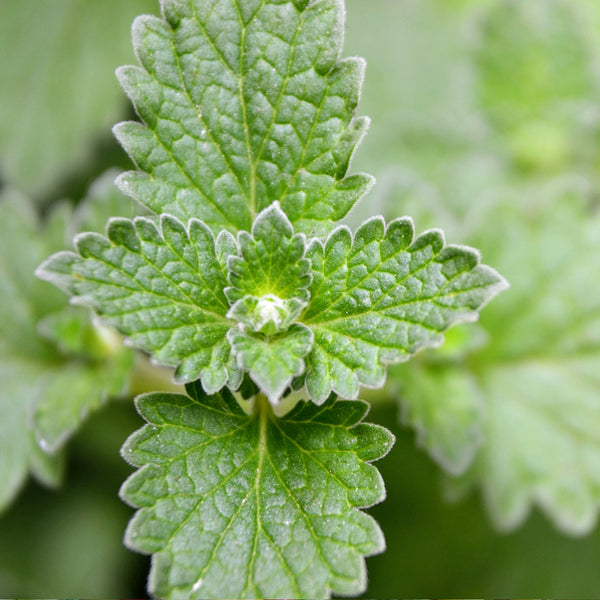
{"left": 226, "top": 203, "right": 311, "bottom": 304}
{"left": 38, "top": 204, "right": 315, "bottom": 404}
{"left": 228, "top": 323, "right": 313, "bottom": 403}
{"left": 120, "top": 382, "right": 393, "bottom": 599}
{"left": 114, "top": 0, "right": 372, "bottom": 233}
{"left": 37, "top": 215, "right": 240, "bottom": 393}
{"left": 302, "top": 216, "right": 507, "bottom": 402}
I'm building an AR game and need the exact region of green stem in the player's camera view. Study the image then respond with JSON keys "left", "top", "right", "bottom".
{"left": 253, "top": 392, "right": 273, "bottom": 420}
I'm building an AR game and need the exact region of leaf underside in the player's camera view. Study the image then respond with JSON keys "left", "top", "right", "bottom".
{"left": 120, "top": 382, "right": 394, "bottom": 599}
{"left": 114, "top": 0, "right": 372, "bottom": 234}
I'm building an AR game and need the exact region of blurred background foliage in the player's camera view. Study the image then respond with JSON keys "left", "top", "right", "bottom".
{"left": 2, "top": 0, "right": 600, "bottom": 596}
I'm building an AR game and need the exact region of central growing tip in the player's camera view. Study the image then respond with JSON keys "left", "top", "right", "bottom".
{"left": 227, "top": 293, "right": 307, "bottom": 336}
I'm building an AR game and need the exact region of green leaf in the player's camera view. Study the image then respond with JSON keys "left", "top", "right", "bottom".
{"left": 229, "top": 323, "right": 313, "bottom": 403}
{"left": 0, "top": 184, "right": 135, "bottom": 510}
{"left": 0, "top": 0, "right": 156, "bottom": 198}
{"left": 390, "top": 326, "right": 484, "bottom": 475}
{"left": 38, "top": 203, "right": 315, "bottom": 404}
{"left": 302, "top": 216, "right": 507, "bottom": 403}
{"left": 120, "top": 382, "right": 394, "bottom": 599}
{"left": 39, "top": 200, "right": 506, "bottom": 407}
{"left": 226, "top": 203, "right": 311, "bottom": 304}
{"left": 37, "top": 215, "right": 240, "bottom": 393}
{"left": 34, "top": 317, "right": 134, "bottom": 453}
{"left": 459, "top": 184, "right": 600, "bottom": 534}
{"left": 38, "top": 305, "right": 118, "bottom": 360}
{"left": 114, "top": 0, "right": 372, "bottom": 234}
{"left": 0, "top": 192, "right": 67, "bottom": 510}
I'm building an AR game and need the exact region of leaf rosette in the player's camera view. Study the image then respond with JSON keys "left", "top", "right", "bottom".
{"left": 31, "top": 0, "right": 510, "bottom": 597}
{"left": 38, "top": 202, "right": 506, "bottom": 407}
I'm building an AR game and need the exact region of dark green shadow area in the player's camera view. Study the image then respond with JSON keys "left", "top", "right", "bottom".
{"left": 363, "top": 401, "right": 600, "bottom": 598}
{"left": 0, "top": 399, "right": 148, "bottom": 597}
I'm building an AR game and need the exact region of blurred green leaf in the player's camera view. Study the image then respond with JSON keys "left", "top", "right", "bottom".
{"left": 0, "top": 174, "right": 136, "bottom": 512}
{"left": 393, "top": 180, "right": 600, "bottom": 534}
{"left": 362, "top": 402, "right": 600, "bottom": 598}
{"left": 345, "top": 0, "right": 490, "bottom": 182}
{"left": 474, "top": 0, "right": 600, "bottom": 173}
{"left": 0, "top": 401, "right": 148, "bottom": 597}
{"left": 394, "top": 329, "right": 485, "bottom": 475}
{"left": 0, "top": 0, "right": 156, "bottom": 198}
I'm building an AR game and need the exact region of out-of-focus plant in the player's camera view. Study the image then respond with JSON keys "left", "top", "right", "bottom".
{"left": 348, "top": 0, "right": 600, "bottom": 537}
{"left": 2, "top": 0, "right": 600, "bottom": 597}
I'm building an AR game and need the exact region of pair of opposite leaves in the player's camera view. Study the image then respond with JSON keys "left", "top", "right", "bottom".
{"left": 38, "top": 199, "right": 506, "bottom": 408}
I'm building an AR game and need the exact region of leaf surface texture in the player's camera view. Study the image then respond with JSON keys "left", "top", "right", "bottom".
{"left": 121, "top": 382, "right": 393, "bottom": 598}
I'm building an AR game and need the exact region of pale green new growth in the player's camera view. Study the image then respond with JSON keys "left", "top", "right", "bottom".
{"left": 228, "top": 294, "right": 306, "bottom": 334}
{"left": 225, "top": 203, "right": 314, "bottom": 399}
{"left": 302, "top": 217, "right": 507, "bottom": 402}
{"left": 120, "top": 382, "right": 394, "bottom": 599}
{"left": 229, "top": 323, "right": 313, "bottom": 403}
{"left": 226, "top": 203, "right": 311, "bottom": 305}
{"left": 114, "top": 0, "right": 372, "bottom": 233}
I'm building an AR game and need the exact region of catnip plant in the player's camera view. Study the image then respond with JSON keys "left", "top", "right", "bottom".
{"left": 36, "top": 0, "right": 506, "bottom": 597}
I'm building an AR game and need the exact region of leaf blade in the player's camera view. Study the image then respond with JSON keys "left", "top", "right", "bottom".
{"left": 0, "top": 179, "right": 136, "bottom": 510}
{"left": 115, "top": 0, "right": 371, "bottom": 232}
{"left": 38, "top": 215, "right": 240, "bottom": 392}
{"left": 120, "top": 383, "right": 393, "bottom": 599}
{"left": 229, "top": 323, "right": 313, "bottom": 404}
{"left": 303, "top": 217, "right": 507, "bottom": 402}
